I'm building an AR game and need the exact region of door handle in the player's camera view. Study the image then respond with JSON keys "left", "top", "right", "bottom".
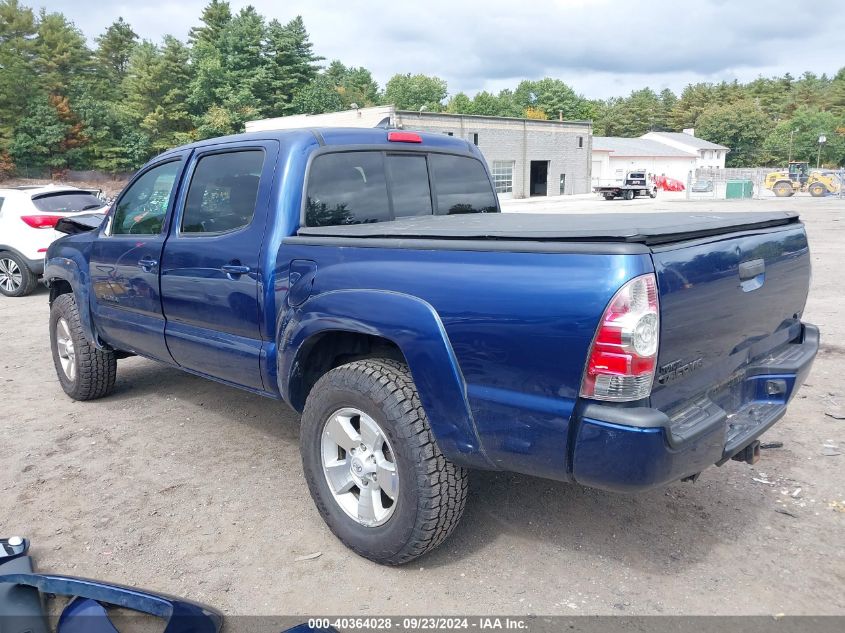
{"left": 739, "top": 258, "right": 765, "bottom": 281}
{"left": 138, "top": 258, "right": 158, "bottom": 272}
{"left": 221, "top": 264, "right": 251, "bottom": 278}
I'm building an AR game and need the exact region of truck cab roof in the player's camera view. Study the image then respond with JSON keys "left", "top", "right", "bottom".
{"left": 157, "top": 127, "right": 475, "bottom": 162}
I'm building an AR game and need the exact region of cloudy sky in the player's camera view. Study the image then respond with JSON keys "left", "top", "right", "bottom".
{"left": 40, "top": 0, "right": 845, "bottom": 99}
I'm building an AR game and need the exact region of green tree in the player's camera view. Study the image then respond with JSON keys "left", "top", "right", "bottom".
{"left": 9, "top": 94, "right": 69, "bottom": 168}
{"left": 0, "top": 0, "right": 39, "bottom": 143}
{"left": 124, "top": 37, "right": 194, "bottom": 153}
{"left": 95, "top": 17, "right": 138, "bottom": 82}
{"left": 513, "top": 78, "right": 591, "bottom": 120}
{"left": 383, "top": 73, "right": 447, "bottom": 111}
{"left": 762, "top": 107, "right": 845, "bottom": 167}
{"left": 670, "top": 83, "right": 716, "bottom": 130}
{"left": 292, "top": 73, "right": 344, "bottom": 114}
{"left": 188, "top": 0, "right": 231, "bottom": 47}
{"left": 33, "top": 9, "right": 91, "bottom": 94}
{"left": 189, "top": 5, "right": 268, "bottom": 135}
{"left": 696, "top": 100, "right": 771, "bottom": 167}
{"left": 265, "top": 15, "right": 323, "bottom": 115}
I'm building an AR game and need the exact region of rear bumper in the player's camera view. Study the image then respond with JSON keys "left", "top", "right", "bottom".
{"left": 571, "top": 323, "right": 819, "bottom": 493}
{"left": 25, "top": 256, "right": 44, "bottom": 276}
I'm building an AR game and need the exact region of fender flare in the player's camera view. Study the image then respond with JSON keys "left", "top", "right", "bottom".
{"left": 278, "top": 289, "right": 493, "bottom": 469}
{"left": 44, "top": 256, "right": 101, "bottom": 349}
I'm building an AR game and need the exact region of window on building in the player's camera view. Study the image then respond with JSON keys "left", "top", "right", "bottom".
{"left": 491, "top": 161, "right": 514, "bottom": 194}
{"left": 182, "top": 150, "right": 264, "bottom": 234}
{"left": 559, "top": 173, "right": 566, "bottom": 195}
{"left": 429, "top": 154, "right": 497, "bottom": 214}
{"left": 473, "top": 133, "right": 479, "bottom": 145}
{"left": 578, "top": 136, "right": 583, "bottom": 149}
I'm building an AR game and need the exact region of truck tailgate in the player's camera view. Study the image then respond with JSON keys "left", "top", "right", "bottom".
{"left": 650, "top": 223, "right": 811, "bottom": 417}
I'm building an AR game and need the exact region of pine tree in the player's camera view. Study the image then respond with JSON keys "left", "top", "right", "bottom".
{"left": 265, "top": 16, "right": 323, "bottom": 115}
{"left": 0, "top": 0, "right": 39, "bottom": 143}
{"left": 95, "top": 18, "right": 138, "bottom": 82}
{"left": 33, "top": 10, "right": 91, "bottom": 94}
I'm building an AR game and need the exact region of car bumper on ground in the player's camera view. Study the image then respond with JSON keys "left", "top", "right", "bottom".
{"left": 571, "top": 323, "right": 819, "bottom": 493}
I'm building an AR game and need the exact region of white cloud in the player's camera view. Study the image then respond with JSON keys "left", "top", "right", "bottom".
{"left": 38, "top": 0, "right": 845, "bottom": 99}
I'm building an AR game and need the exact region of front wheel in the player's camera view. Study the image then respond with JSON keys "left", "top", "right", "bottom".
{"left": 649, "top": 189, "right": 657, "bottom": 198}
{"left": 300, "top": 359, "right": 468, "bottom": 565}
{"left": 50, "top": 293, "right": 117, "bottom": 400}
{"left": 808, "top": 183, "right": 826, "bottom": 197}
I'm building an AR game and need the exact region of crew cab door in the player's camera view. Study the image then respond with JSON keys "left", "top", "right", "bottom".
{"left": 159, "top": 142, "right": 278, "bottom": 390}
{"left": 89, "top": 154, "right": 189, "bottom": 361}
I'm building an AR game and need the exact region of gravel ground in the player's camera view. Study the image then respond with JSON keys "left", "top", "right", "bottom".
{"left": 0, "top": 194, "right": 843, "bottom": 618}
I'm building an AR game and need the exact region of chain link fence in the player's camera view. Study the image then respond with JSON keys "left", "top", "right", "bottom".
{"left": 688, "top": 167, "right": 845, "bottom": 200}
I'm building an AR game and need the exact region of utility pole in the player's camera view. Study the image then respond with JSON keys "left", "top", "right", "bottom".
{"left": 788, "top": 129, "right": 796, "bottom": 162}
{"left": 817, "top": 134, "right": 826, "bottom": 169}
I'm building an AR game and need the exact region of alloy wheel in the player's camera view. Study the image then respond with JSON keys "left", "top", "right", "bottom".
{"left": 320, "top": 407, "right": 399, "bottom": 527}
{"left": 0, "top": 258, "right": 22, "bottom": 294}
{"left": 55, "top": 317, "right": 77, "bottom": 382}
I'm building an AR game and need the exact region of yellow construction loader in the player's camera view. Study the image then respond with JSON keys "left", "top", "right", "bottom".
{"left": 764, "top": 161, "right": 841, "bottom": 197}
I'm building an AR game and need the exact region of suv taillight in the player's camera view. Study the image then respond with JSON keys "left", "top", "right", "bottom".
{"left": 580, "top": 274, "right": 659, "bottom": 402}
{"left": 21, "top": 214, "right": 62, "bottom": 229}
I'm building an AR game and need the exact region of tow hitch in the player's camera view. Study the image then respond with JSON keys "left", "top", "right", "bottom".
{"left": 732, "top": 440, "right": 762, "bottom": 465}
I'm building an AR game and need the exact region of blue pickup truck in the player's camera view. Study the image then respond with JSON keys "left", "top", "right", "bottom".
{"left": 45, "top": 128, "right": 818, "bottom": 565}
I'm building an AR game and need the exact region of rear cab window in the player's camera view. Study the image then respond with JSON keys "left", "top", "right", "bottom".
{"left": 305, "top": 150, "right": 497, "bottom": 227}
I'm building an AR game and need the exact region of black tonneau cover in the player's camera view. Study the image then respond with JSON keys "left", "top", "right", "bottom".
{"left": 298, "top": 211, "right": 799, "bottom": 246}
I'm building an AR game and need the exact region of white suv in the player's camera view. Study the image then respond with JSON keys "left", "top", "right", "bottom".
{"left": 0, "top": 184, "right": 108, "bottom": 297}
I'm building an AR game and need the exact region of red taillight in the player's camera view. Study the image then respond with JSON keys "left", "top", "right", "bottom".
{"left": 580, "top": 274, "right": 659, "bottom": 402}
{"left": 21, "top": 214, "right": 62, "bottom": 229}
{"left": 388, "top": 131, "right": 422, "bottom": 143}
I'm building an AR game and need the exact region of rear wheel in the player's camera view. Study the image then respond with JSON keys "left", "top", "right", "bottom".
{"left": 300, "top": 358, "right": 468, "bottom": 565}
{"left": 808, "top": 183, "right": 826, "bottom": 197}
{"left": 773, "top": 181, "right": 794, "bottom": 197}
{"left": 50, "top": 293, "right": 117, "bottom": 400}
{"left": 0, "top": 252, "right": 37, "bottom": 297}
{"left": 623, "top": 189, "right": 634, "bottom": 200}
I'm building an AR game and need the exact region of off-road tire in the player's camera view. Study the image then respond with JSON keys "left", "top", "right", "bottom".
{"left": 300, "top": 358, "right": 468, "bottom": 565}
{"left": 0, "top": 252, "right": 38, "bottom": 297}
{"left": 773, "top": 182, "right": 794, "bottom": 197}
{"left": 808, "top": 183, "right": 826, "bottom": 197}
{"left": 50, "top": 293, "right": 117, "bottom": 400}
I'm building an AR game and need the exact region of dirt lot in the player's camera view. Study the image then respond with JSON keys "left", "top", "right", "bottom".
{"left": 1, "top": 194, "right": 843, "bottom": 618}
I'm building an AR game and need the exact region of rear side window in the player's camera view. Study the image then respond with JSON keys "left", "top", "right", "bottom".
{"left": 181, "top": 150, "right": 264, "bottom": 234}
{"left": 33, "top": 192, "right": 103, "bottom": 213}
{"left": 429, "top": 154, "right": 497, "bottom": 215}
{"left": 305, "top": 152, "right": 389, "bottom": 226}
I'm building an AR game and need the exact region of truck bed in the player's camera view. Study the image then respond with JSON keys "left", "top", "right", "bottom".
{"left": 297, "top": 211, "right": 799, "bottom": 246}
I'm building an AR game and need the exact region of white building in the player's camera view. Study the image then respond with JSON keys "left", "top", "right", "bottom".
{"left": 592, "top": 130, "right": 729, "bottom": 185}
{"left": 641, "top": 129, "right": 729, "bottom": 169}
{"left": 592, "top": 137, "right": 698, "bottom": 186}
